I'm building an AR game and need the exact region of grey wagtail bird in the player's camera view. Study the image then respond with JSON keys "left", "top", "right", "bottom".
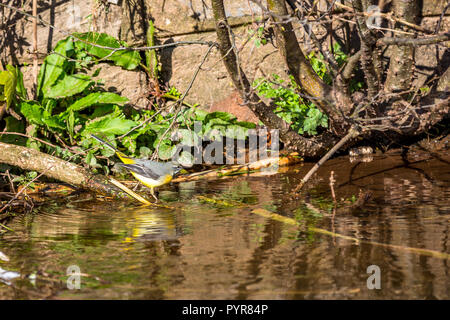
{"left": 91, "top": 134, "right": 182, "bottom": 201}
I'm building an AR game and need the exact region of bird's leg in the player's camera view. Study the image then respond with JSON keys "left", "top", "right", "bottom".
{"left": 132, "top": 181, "right": 141, "bottom": 191}
{"left": 150, "top": 187, "right": 158, "bottom": 202}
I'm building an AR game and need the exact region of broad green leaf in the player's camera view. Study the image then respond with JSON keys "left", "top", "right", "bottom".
{"left": 85, "top": 151, "right": 97, "bottom": 167}
{"left": 139, "top": 146, "right": 152, "bottom": 158}
{"left": 122, "top": 135, "right": 137, "bottom": 154}
{"left": 37, "top": 37, "right": 74, "bottom": 98}
{"left": 83, "top": 114, "right": 137, "bottom": 136}
{"left": 0, "top": 116, "right": 26, "bottom": 145}
{"left": 204, "top": 111, "right": 236, "bottom": 124}
{"left": 15, "top": 66, "right": 28, "bottom": 100}
{"left": 67, "top": 110, "right": 75, "bottom": 137}
{"left": 43, "top": 116, "right": 66, "bottom": 130}
{"left": 89, "top": 104, "right": 114, "bottom": 118}
{"left": 193, "top": 108, "right": 209, "bottom": 121}
{"left": 0, "top": 66, "right": 17, "bottom": 109}
{"left": 203, "top": 118, "right": 231, "bottom": 135}
{"left": 20, "top": 102, "right": 45, "bottom": 125}
{"left": 73, "top": 32, "right": 141, "bottom": 70}
{"left": 25, "top": 124, "right": 41, "bottom": 151}
{"left": 157, "top": 141, "right": 176, "bottom": 160}
{"left": 68, "top": 92, "right": 128, "bottom": 112}
{"left": 20, "top": 102, "right": 65, "bottom": 129}
{"left": 225, "top": 125, "right": 250, "bottom": 140}
{"left": 235, "top": 121, "right": 256, "bottom": 129}
{"left": 46, "top": 73, "right": 92, "bottom": 98}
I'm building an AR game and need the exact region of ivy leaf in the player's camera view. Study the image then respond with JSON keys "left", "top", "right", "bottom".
{"left": 85, "top": 151, "right": 98, "bottom": 167}
{"left": 46, "top": 73, "right": 92, "bottom": 99}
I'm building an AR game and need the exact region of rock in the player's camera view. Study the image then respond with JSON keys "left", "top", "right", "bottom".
{"left": 209, "top": 91, "right": 259, "bottom": 123}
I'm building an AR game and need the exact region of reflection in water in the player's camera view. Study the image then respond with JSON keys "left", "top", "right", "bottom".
{"left": 0, "top": 151, "right": 449, "bottom": 299}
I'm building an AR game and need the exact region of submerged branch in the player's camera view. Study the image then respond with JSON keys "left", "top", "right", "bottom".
{"left": 294, "top": 126, "right": 360, "bottom": 192}
{"left": 251, "top": 208, "right": 450, "bottom": 260}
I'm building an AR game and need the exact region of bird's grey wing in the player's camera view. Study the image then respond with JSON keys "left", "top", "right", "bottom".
{"left": 140, "top": 160, "right": 174, "bottom": 176}
{"left": 119, "top": 163, "right": 160, "bottom": 180}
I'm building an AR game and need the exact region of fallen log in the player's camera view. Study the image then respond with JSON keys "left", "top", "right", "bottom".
{"left": 172, "top": 153, "right": 303, "bottom": 183}
{"left": 0, "top": 142, "right": 131, "bottom": 200}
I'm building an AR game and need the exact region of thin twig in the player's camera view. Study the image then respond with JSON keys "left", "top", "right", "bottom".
{"left": 0, "top": 170, "right": 45, "bottom": 214}
{"left": 329, "top": 170, "right": 336, "bottom": 204}
{"left": 378, "top": 33, "right": 450, "bottom": 46}
{"left": 0, "top": 132, "right": 58, "bottom": 148}
{"left": 151, "top": 44, "right": 215, "bottom": 160}
{"left": 294, "top": 126, "right": 360, "bottom": 192}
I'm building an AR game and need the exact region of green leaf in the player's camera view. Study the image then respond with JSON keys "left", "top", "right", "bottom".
{"left": 67, "top": 109, "right": 75, "bottom": 137}
{"left": 20, "top": 102, "right": 45, "bottom": 125}
{"left": 15, "top": 66, "right": 28, "bottom": 100}
{"left": 20, "top": 102, "right": 65, "bottom": 129}
{"left": 83, "top": 114, "right": 137, "bottom": 136}
{"left": 25, "top": 124, "right": 41, "bottom": 151}
{"left": 204, "top": 111, "right": 237, "bottom": 123}
{"left": 139, "top": 146, "right": 152, "bottom": 158}
{"left": 73, "top": 32, "right": 141, "bottom": 70}
{"left": 0, "top": 116, "right": 26, "bottom": 145}
{"left": 235, "top": 121, "right": 256, "bottom": 129}
{"left": 122, "top": 135, "right": 137, "bottom": 154}
{"left": 37, "top": 37, "right": 74, "bottom": 98}
{"left": 0, "top": 65, "right": 17, "bottom": 109}
{"left": 157, "top": 141, "right": 176, "bottom": 160}
{"left": 225, "top": 125, "right": 250, "bottom": 140}
{"left": 193, "top": 108, "right": 209, "bottom": 121}
{"left": 46, "top": 73, "right": 92, "bottom": 99}
{"left": 175, "top": 128, "right": 198, "bottom": 146}
{"left": 85, "top": 151, "right": 98, "bottom": 167}
{"left": 67, "top": 92, "right": 128, "bottom": 112}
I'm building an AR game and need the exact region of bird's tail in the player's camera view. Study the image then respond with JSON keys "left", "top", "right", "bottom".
{"left": 91, "top": 134, "right": 134, "bottom": 163}
{"left": 91, "top": 134, "right": 117, "bottom": 152}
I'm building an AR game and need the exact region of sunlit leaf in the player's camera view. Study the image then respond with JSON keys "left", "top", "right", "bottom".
{"left": 73, "top": 32, "right": 141, "bottom": 70}
{"left": 20, "top": 102, "right": 45, "bottom": 125}
{"left": 37, "top": 37, "right": 74, "bottom": 98}
{"left": 204, "top": 111, "right": 236, "bottom": 124}
{"left": 0, "top": 65, "right": 17, "bottom": 109}
{"left": 67, "top": 92, "right": 128, "bottom": 112}
{"left": 46, "top": 73, "right": 92, "bottom": 99}
{"left": 15, "top": 66, "right": 27, "bottom": 100}
{"left": 83, "top": 114, "right": 137, "bottom": 136}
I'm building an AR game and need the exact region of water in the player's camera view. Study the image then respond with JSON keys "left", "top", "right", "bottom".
{"left": 0, "top": 150, "right": 449, "bottom": 299}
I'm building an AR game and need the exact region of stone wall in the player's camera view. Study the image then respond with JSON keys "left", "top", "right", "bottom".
{"left": 1, "top": 0, "right": 448, "bottom": 120}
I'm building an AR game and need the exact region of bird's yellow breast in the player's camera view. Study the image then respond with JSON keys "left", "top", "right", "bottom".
{"left": 131, "top": 172, "right": 173, "bottom": 188}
